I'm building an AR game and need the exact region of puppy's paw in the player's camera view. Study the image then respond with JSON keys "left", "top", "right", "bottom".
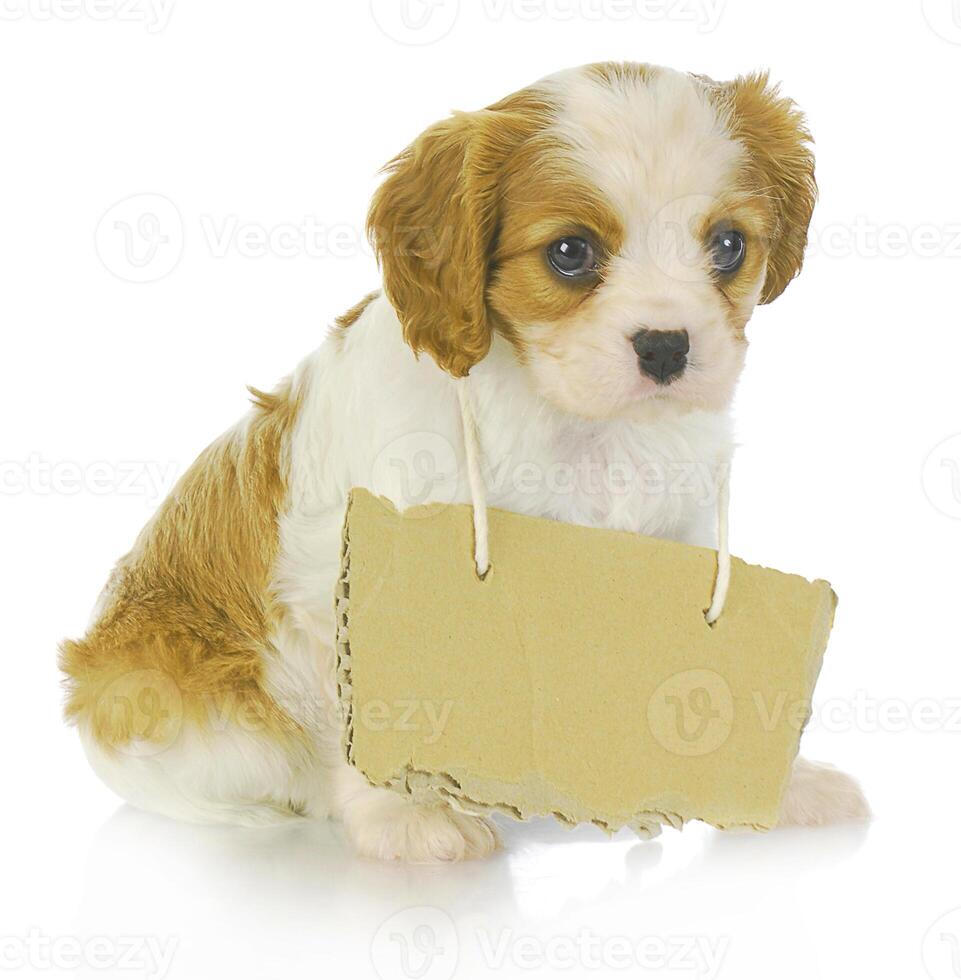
{"left": 343, "top": 791, "right": 498, "bottom": 863}
{"left": 778, "top": 757, "right": 871, "bottom": 828}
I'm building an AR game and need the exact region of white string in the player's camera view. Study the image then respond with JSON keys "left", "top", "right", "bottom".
{"left": 458, "top": 375, "right": 731, "bottom": 619}
{"left": 704, "top": 463, "right": 731, "bottom": 626}
{"left": 457, "top": 377, "right": 490, "bottom": 578}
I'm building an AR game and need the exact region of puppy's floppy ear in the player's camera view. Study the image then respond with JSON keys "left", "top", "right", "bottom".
{"left": 367, "top": 100, "right": 544, "bottom": 377}
{"left": 714, "top": 72, "right": 816, "bottom": 303}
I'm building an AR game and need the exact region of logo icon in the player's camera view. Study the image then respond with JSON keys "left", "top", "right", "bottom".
{"left": 922, "top": 433, "right": 961, "bottom": 519}
{"left": 369, "top": 431, "right": 460, "bottom": 512}
{"left": 94, "top": 669, "right": 184, "bottom": 757}
{"left": 371, "top": 906, "right": 459, "bottom": 980}
{"left": 921, "top": 0, "right": 961, "bottom": 43}
{"left": 923, "top": 908, "right": 961, "bottom": 979}
{"left": 645, "top": 193, "right": 722, "bottom": 284}
{"left": 647, "top": 668, "right": 734, "bottom": 756}
{"left": 370, "top": 0, "right": 459, "bottom": 45}
{"left": 95, "top": 193, "right": 184, "bottom": 283}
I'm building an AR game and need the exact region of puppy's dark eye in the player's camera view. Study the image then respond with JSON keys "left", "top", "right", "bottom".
{"left": 547, "top": 236, "right": 598, "bottom": 278}
{"left": 709, "top": 229, "right": 746, "bottom": 275}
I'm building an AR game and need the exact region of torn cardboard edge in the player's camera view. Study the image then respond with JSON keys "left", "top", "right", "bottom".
{"left": 335, "top": 489, "right": 836, "bottom": 839}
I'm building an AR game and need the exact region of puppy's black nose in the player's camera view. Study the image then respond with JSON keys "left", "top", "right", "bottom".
{"left": 631, "top": 328, "right": 689, "bottom": 384}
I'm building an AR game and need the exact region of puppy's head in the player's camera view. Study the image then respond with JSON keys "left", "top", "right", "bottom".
{"left": 368, "top": 63, "right": 815, "bottom": 418}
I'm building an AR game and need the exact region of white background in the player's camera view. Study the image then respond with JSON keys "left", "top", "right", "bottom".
{"left": 3, "top": 1, "right": 961, "bottom": 978}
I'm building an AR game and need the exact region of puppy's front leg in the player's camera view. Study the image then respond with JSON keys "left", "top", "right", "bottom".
{"left": 330, "top": 763, "right": 498, "bottom": 863}
{"left": 778, "top": 757, "right": 870, "bottom": 827}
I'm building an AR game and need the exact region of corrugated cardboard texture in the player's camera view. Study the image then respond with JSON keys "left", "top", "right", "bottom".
{"left": 336, "top": 489, "right": 835, "bottom": 837}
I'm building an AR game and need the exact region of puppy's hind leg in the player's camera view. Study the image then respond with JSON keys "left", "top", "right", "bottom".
{"left": 79, "top": 718, "right": 309, "bottom": 828}
{"left": 778, "top": 757, "right": 871, "bottom": 827}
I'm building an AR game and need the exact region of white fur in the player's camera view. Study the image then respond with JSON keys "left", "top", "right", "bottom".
{"left": 81, "top": 722, "right": 306, "bottom": 828}
{"left": 778, "top": 758, "right": 872, "bottom": 827}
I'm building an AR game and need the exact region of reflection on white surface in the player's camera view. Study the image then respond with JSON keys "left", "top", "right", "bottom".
{"left": 72, "top": 805, "right": 871, "bottom": 979}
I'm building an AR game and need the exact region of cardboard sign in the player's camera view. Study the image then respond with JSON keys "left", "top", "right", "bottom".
{"left": 335, "top": 489, "right": 835, "bottom": 836}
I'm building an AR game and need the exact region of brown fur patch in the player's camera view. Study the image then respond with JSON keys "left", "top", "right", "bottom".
{"left": 367, "top": 88, "right": 557, "bottom": 378}
{"left": 334, "top": 290, "right": 380, "bottom": 331}
{"left": 59, "top": 378, "right": 306, "bottom": 751}
{"left": 585, "top": 61, "right": 655, "bottom": 88}
{"left": 488, "top": 142, "right": 624, "bottom": 346}
{"left": 707, "top": 72, "right": 816, "bottom": 303}
{"left": 697, "top": 188, "right": 777, "bottom": 329}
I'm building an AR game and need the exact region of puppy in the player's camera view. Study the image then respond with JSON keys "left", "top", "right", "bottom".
{"left": 61, "top": 62, "right": 868, "bottom": 862}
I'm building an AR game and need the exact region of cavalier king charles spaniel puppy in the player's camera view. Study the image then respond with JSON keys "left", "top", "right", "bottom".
{"left": 61, "top": 62, "right": 868, "bottom": 862}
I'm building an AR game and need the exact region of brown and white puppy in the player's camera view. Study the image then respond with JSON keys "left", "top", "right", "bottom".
{"left": 61, "top": 63, "right": 868, "bottom": 862}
